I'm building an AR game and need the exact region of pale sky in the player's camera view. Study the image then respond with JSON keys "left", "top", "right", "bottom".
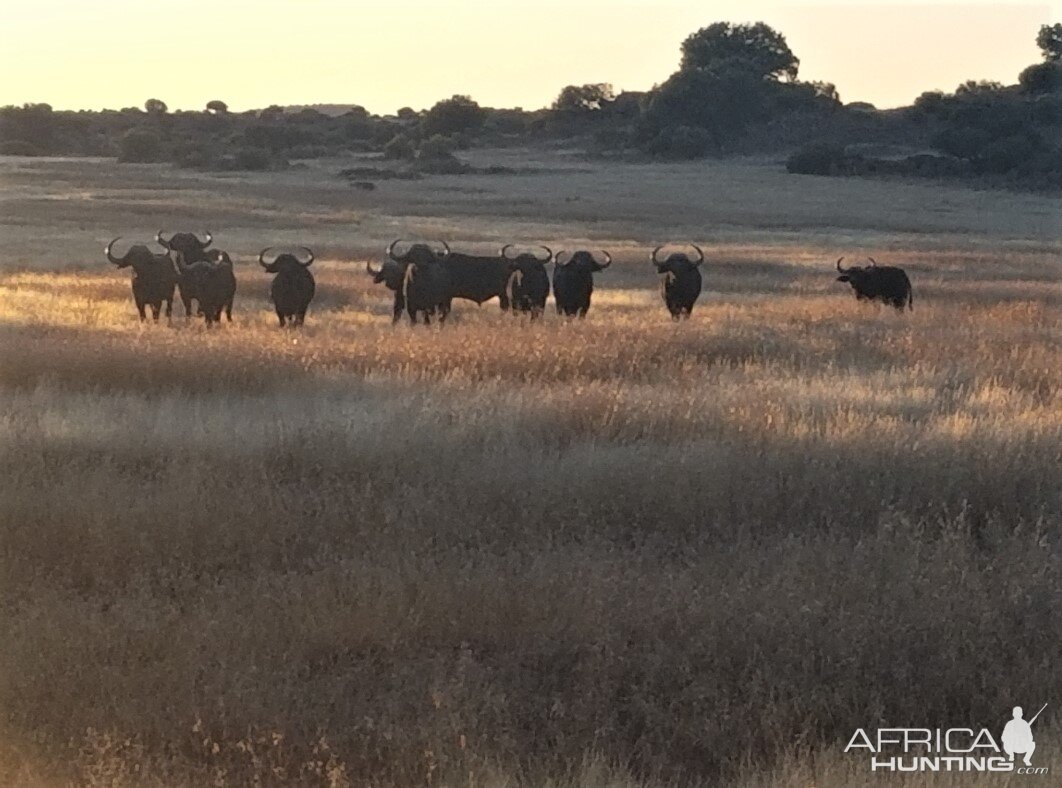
{"left": 2, "top": 1, "right": 1058, "bottom": 112}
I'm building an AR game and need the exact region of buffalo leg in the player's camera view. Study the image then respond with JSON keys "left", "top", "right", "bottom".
{"left": 164, "top": 297, "right": 173, "bottom": 319}
{"left": 225, "top": 299, "right": 233, "bottom": 322}
{"left": 181, "top": 293, "right": 194, "bottom": 317}
{"left": 276, "top": 307, "right": 286, "bottom": 327}
{"left": 296, "top": 311, "right": 307, "bottom": 326}
{"left": 151, "top": 303, "right": 161, "bottom": 321}
{"left": 498, "top": 294, "right": 510, "bottom": 311}
{"left": 135, "top": 299, "right": 147, "bottom": 322}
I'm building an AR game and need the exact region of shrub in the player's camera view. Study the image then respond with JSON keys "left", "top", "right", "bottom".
{"left": 229, "top": 146, "right": 276, "bottom": 171}
{"left": 786, "top": 142, "right": 852, "bottom": 175}
{"left": 648, "top": 125, "right": 712, "bottom": 159}
{"left": 412, "top": 152, "right": 471, "bottom": 174}
{"left": 383, "top": 134, "right": 416, "bottom": 160}
{"left": 117, "top": 128, "right": 164, "bottom": 162}
{"left": 0, "top": 140, "right": 44, "bottom": 156}
{"left": 417, "top": 134, "right": 457, "bottom": 159}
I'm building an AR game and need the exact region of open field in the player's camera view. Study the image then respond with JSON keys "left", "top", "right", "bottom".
{"left": 0, "top": 151, "right": 1060, "bottom": 786}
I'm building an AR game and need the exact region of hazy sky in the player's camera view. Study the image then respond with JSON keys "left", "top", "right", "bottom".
{"left": 3, "top": 1, "right": 1058, "bottom": 112}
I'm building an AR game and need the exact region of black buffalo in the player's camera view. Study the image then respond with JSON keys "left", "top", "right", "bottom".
{"left": 501, "top": 244, "right": 552, "bottom": 319}
{"left": 552, "top": 249, "right": 612, "bottom": 317}
{"left": 651, "top": 244, "right": 704, "bottom": 319}
{"left": 172, "top": 250, "right": 237, "bottom": 325}
{"left": 157, "top": 230, "right": 215, "bottom": 317}
{"left": 365, "top": 257, "right": 408, "bottom": 323}
{"left": 105, "top": 237, "right": 177, "bottom": 322}
{"left": 835, "top": 257, "right": 913, "bottom": 311}
{"left": 389, "top": 240, "right": 511, "bottom": 312}
{"left": 393, "top": 242, "right": 452, "bottom": 325}
{"left": 259, "top": 247, "right": 316, "bottom": 326}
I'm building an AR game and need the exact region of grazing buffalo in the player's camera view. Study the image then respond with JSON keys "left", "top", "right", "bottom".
{"left": 835, "top": 257, "right": 913, "bottom": 311}
{"left": 501, "top": 244, "right": 552, "bottom": 319}
{"left": 172, "top": 250, "right": 237, "bottom": 325}
{"left": 259, "top": 247, "right": 316, "bottom": 326}
{"left": 651, "top": 244, "right": 704, "bottom": 320}
{"left": 552, "top": 249, "right": 612, "bottom": 317}
{"left": 105, "top": 237, "right": 177, "bottom": 322}
{"left": 157, "top": 230, "right": 215, "bottom": 317}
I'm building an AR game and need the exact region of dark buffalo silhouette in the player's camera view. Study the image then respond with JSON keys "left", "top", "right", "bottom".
{"left": 552, "top": 249, "right": 612, "bottom": 317}
{"left": 157, "top": 230, "right": 215, "bottom": 317}
{"left": 388, "top": 239, "right": 510, "bottom": 312}
{"left": 259, "top": 246, "right": 315, "bottom": 326}
{"left": 172, "top": 249, "right": 237, "bottom": 325}
{"left": 651, "top": 244, "right": 704, "bottom": 320}
{"left": 365, "top": 257, "right": 408, "bottom": 323}
{"left": 502, "top": 244, "right": 552, "bottom": 319}
{"left": 381, "top": 240, "right": 453, "bottom": 324}
{"left": 835, "top": 257, "right": 913, "bottom": 311}
{"left": 105, "top": 236, "right": 177, "bottom": 322}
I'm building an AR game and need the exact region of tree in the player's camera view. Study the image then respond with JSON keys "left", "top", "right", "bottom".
{"left": 1036, "top": 23, "right": 1062, "bottom": 61}
{"left": 680, "top": 22, "right": 799, "bottom": 81}
{"left": 955, "top": 80, "right": 1004, "bottom": 95}
{"left": 206, "top": 100, "right": 228, "bottom": 114}
{"left": 552, "top": 83, "right": 616, "bottom": 112}
{"left": 421, "top": 95, "right": 486, "bottom": 136}
{"left": 118, "top": 128, "right": 163, "bottom": 162}
{"left": 144, "top": 98, "right": 168, "bottom": 114}
{"left": 1019, "top": 61, "right": 1062, "bottom": 94}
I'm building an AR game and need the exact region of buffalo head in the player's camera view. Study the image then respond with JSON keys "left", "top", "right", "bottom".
{"left": 105, "top": 236, "right": 169, "bottom": 270}
{"left": 157, "top": 230, "right": 213, "bottom": 262}
{"left": 386, "top": 238, "right": 450, "bottom": 267}
{"left": 259, "top": 247, "right": 314, "bottom": 273}
{"left": 554, "top": 249, "right": 611, "bottom": 272}
{"left": 651, "top": 244, "right": 704, "bottom": 274}
{"left": 365, "top": 257, "right": 407, "bottom": 289}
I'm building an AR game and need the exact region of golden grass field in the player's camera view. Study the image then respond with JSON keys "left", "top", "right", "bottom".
{"left": 0, "top": 150, "right": 1060, "bottom": 786}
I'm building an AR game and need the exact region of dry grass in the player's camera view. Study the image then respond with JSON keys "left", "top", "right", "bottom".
{"left": 0, "top": 153, "right": 1059, "bottom": 786}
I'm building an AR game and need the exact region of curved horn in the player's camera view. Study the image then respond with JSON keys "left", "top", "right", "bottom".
{"left": 437, "top": 240, "right": 451, "bottom": 258}
{"left": 366, "top": 258, "right": 383, "bottom": 276}
{"left": 537, "top": 245, "right": 553, "bottom": 263}
{"left": 386, "top": 239, "right": 406, "bottom": 261}
{"left": 554, "top": 250, "right": 570, "bottom": 266}
{"left": 500, "top": 243, "right": 515, "bottom": 260}
{"left": 596, "top": 250, "right": 612, "bottom": 269}
{"left": 258, "top": 247, "right": 276, "bottom": 268}
{"left": 297, "top": 246, "right": 315, "bottom": 267}
{"left": 650, "top": 245, "right": 665, "bottom": 265}
{"left": 867, "top": 257, "right": 878, "bottom": 268}
{"left": 198, "top": 231, "right": 213, "bottom": 249}
{"left": 835, "top": 256, "right": 848, "bottom": 273}
{"left": 690, "top": 244, "right": 705, "bottom": 265}
{"left": 105, "top": 237, "right": 127, "bottom": 266}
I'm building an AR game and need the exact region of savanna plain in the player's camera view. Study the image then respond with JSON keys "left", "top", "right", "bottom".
{"left": 0, "top": 150, "right": 1060, "bottom": 786}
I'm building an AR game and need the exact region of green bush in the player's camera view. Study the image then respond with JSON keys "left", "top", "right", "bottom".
{"left": 0, "top": 140, "right": 44, "bottom": 156}
{"left": 230, "top": 146, "right": 276, "bottom": 171}
{"left": 383, "top": 134, "right": 416, "bottom": 160}
{"left": 417, "top": 134, "right": 457, "bottom": 159}
{"left": 117, "top": 128, "right": 164, "bottom": 162}
{"left": 647, "top": 125, "right": 712, "bottom": 159}
{"left": 786, "top": 142, "right": 851, "bottom": 175}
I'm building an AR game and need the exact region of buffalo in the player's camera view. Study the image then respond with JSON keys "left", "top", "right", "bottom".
{"left": 835, "top": 257, "right": 913, "bottom": 311}
{"left": 651, "top": 244, "right": 704, "bottom": 319}
{"left": 377, "top": 240, "right": 454, "bottom": 324}
{"left": 365, "top": 257, "right": 408, "bottom": 323}
{"left": 552, "top": 249, "right": 612, "bottom": 317}
{"left": 388, "top": 240, "right": 511, "bottom": 312}
{"left": 172, "top": 249, "right": 237, "bottom": 325}
{"left": 157, "top": 230, "right": 215, "bottom": 317}
{"left": 259, "top": 246, "right": 316, "bottom": 326}
{"left": 501, "top": 244, "right": 552, "bottom": 319}
{"left": 105, "top": 236, "right": 177, "bottom": 322}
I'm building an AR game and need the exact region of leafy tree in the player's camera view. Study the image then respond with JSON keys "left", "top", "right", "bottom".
{"left": 144, "top": 98, "right": 168, "bottom": 114}
{"left": 680, "top": 22, "right": 799, "bottom": 81}
{"left": 421, "top": 95, "right": 486, "bottom": 137}
{"left": 206, "top": 100, "right": 228, "bottom": 114}
{"left": 396, "top": 107, "right": 419, "bottom": 121}
{"left": 552, "top": 83, "right": 616, "bottom": 112}
{"left": 955, "top": 80, "right": 1004, "bottom": 95}
{"left": 1019, "top": 62, "right": 1062, "bottom": 94}
{"left": 1037, "top": 23, "right": 1062, "bottom": 61}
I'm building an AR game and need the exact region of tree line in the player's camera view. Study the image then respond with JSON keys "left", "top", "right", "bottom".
{"left": 2, "top": 22, "right": 1060, "bottom": 188}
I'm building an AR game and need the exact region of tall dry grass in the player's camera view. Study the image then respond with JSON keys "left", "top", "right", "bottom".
{"left": 0, "top": 154, "right": 1060, "bottom": 785}
{"left": 1, "top": 255, "right": 1059, "bottom": 786}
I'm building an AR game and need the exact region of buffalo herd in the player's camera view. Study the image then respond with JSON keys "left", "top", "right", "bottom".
{"left": 105, "top": 232, "right": 914, "bottom": 326}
